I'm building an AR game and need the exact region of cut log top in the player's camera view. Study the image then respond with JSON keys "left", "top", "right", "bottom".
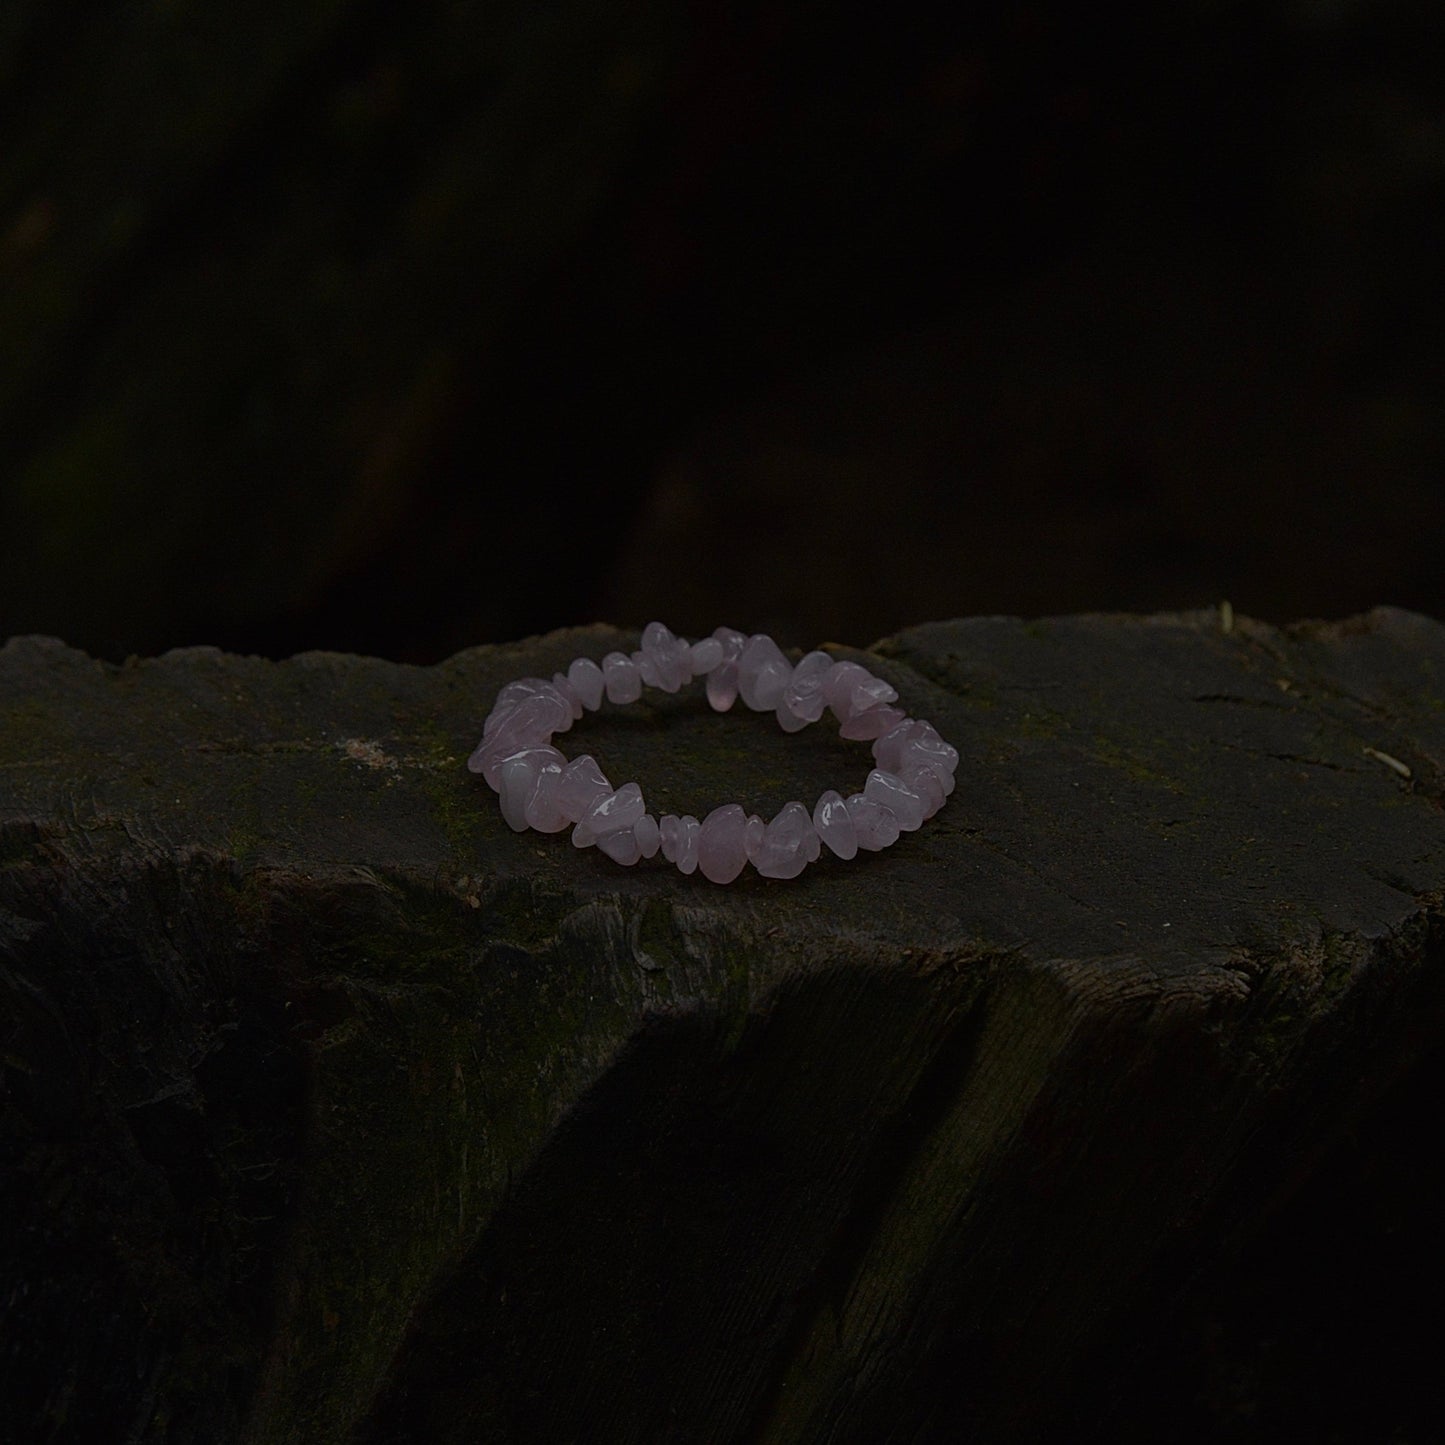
{"left": 3, "top": 608, "right": 1441, "bottom": 967}
{"left": 2, "top": 608, "right": 1443, "bottom": 1445}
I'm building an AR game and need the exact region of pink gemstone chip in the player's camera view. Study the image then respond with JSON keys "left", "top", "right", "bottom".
{"left": 899, "top": 764, "right": 945, "bottom": 820}
{"left": 523, "top": 762, "right": 572, "bottom": 832}
{"left": 573, "top": 781, "right": 645, "bottom": 847}
{"left": 597, "top": 828, "right": 642, "bottom": 865}
{"left": 777, "top": 651, "right": 833, "bottom": 731}
{"left": 812, "top": 790, "right": 858, "bottom": 859}
{"left": 634, "top": 814, "right": 661, "bottom": 859}
{"left": 554, "top": 754, "right": 612, "bottom": 822}
{"left": 566, "top": 656, "right": 606, "bottom": 711}
{"left": 753, "top": 801, "right": 817, "bottom": 879}
{"left": 690, "top": 637, "right": 724, "bottom": 673}
{"left": 484, "top": 677, "right": 562, "bottom": 737}
{"left": 822, "top": 662, "right": 898, "bottom": 722}
{"left": 736, "top": 635, "right": 792, "bottom": 712}
{"left": 845, "top": 794, "right": 901, "bottom": 851}
{"left": 675, "top": 814, "right": 701, "bottom": 874}
{"left": 640, "top": 620, "right": 692, "bottom": 693}
{"left": 470, "top": 694, "right": 569, "bottom": 786}
{"left": 697, "top": 803, "right": 749, "bottom": 883}
{"left": 706, "top": 627, "right": 747, "bottom": 712}
{"left": 497, "top": 746, "right": 566, "bottom": 831}
{"left": 602, "top": 651, "right": 642, "bottom": 704}
{"left": 864, "top": 769, "right": 925, "bottom": 831}
{"left": 840, "top": 704, "right": 907, "bottom": 741}
{"left": 873, "top": 719, "right": 960, "bottom": 779}
{"left": 551, "top": 673, "right": 584, "bottom": 719}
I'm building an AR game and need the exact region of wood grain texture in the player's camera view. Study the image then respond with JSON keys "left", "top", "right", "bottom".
{"left": 2, "top": 608, "right": 1443, "bottom": 1442}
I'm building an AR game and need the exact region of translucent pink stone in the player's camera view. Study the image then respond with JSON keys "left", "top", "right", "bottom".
{"left": 690, "top": 637, "right": 724, "bottom": 673}
{"left": 753, "top": 801, "right": 816, "bottom": 879}
{"left": 873, "top": 718, "right": 959, "bottom": 777}
{"left": 777, "top": 650, "right": 833, "bottom": 730}
{"left": 523, "top": 762, "right": 572, "bottom": 832}
{"left": 900, "top": 763, "right": 945, "bottom": 819}
{"left": 573, "top": 781, "right": 645, "bottom": 847}
{"left": 597, "top": 828, "right": 642, "bottom": 865}
{"left": 865, "top": 769, "right": 925, "bottom": 831}
{"left": 635, "top": 814, "right": 661, "bottom": 858}
{"left": 840, "top": 704, "right": 907, "bottom": 741}
{"left": 497, "top": 746, "right": 565, "bottom": 830}
{"left": 566, "top": 656, "right": 606, "bottom": 710}
{"left": 554, "top": 754, "right": 612, "bottom": 823}
{"left": 706, "top": 627, "right": 747, "bottom": 712}
{"left": 602, "top": 651, "right": 642, "bottom": 704}
{"left": 632, "top": 649, "right": 661, "bottom": 687}
{"left": 846, "top": 793, "right": 901, "bottom": 851}
{"left": 744, "top": 814, "right": 766, "bottom": 860}
{"left": 551, "top": 672, "right": 584, "bottom": 719}
{"left": 813, "top": 790, "right": 857, "bottom": 859}
{"left": 824, "top": 662, "right": 899, "bottom": 723}
{"left": 676, "top": 814, "right": 701, "bottom": 874}
{"left": 482, "top": 682, "right": 572, "bottom": 745}
{"left": 659, "top": 814, "right": 682, "bottom": 862}
{"left": 484, "top": 677, "right": 557, "bottom": 736}
{"left": 640, "top": 620, "right": 692, "bottom": 692}
{"left": 737, "top": 635, "right": 792, "bottom": 711}
{"left": 469, "top": 695, "right": 568, "bottom": 785}
{"left": 697, "top": 803, "right": 749, "bottom": 883}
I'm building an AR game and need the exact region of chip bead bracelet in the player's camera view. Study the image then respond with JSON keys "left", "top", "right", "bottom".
{"left": 467, "top": 621, "right": 958, "bottom": 883}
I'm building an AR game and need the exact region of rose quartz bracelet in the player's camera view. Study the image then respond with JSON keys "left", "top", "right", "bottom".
{"left": 467, "top": 622, "right": 958, "bottom": 883}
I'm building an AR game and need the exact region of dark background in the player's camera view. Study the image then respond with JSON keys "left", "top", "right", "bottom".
{"left": 1, "top": 0, "right": 1441, "bottom": 664}
{"left": 2, "top": 3, "right": 1442, "bottom": 1440}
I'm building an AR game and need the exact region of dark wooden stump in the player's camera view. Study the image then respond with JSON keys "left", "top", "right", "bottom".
{"left": 3, "top": 609, "right": 1443, "bottom": 1443}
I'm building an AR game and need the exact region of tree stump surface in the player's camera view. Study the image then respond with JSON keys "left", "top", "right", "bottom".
{"left": 2, "top": 608, "right": 1443, "bottom": 1443}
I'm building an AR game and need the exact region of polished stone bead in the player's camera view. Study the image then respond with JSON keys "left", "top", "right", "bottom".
{"left": 497, "top": 746, "right": 566, "bottom": 830}
{"left": 523, "top": 762, "right": 572, "bottom": 832}
{"left": 573, "top": 781, "right": 645, "bottom": 847}
{"left": 602, "top": 651, "right": 642, "bottom": 704}
{"left": 873, "top": 718, "right": 959, "bottom": 777}
{"left": 676, "top": 814, "right": 701, "bottom": 874}
{"left": 551, "top": 673, "right": 584, "bottom": 719}
{"left": 753, "top": 801, "right": 816, "bottom": 879}
{"left": 690, "top": 636, "right": 724, "bottom": 673}
{"left": 777, "top": 651, "right": 833, "bottom": 730}
{"left": 659, "top": 814, "right": 682, "bottom": 862}
{"left": 482, "top": 682, "right": 572, "bottom": 745}
{"left": 470, "top": 695, "right": 568, "bottom": 785}
{"left": 824, "top": 662, "right": 899, "bottom": 723}
{"left": 839, "top": 704, "right": 907, "bottom": 741}
{"left": 635, "top": 814, "right": 661, "bottom": 859}
{"left": 698, "top": 803, "right": 749, "bottom": 883}
{"left": 846, "top": 793, "right": 901, "bottom": 851}
{"left": 597, "top": 827, "right": 643, "bottom": 865}
{"left": 865, "top": 769, "right": 925, "bottom": 831}
{"left": 900, "top": 763, "right": 945, "bottom": 819}
{"left": 484, "top": 677, "right": 560, "bottom": 736}
{"left": 737, "top": 634, "right": 792, "bottom": 711}
{"left": 631, "top": 649, "right": 661, "bottom": 688}
{"left": 566, "top": 655, "right": 606, "bottom": 710}
{"left": 744, "top": 813, "right": 766, "bottom": 860}
{"left": 812, "top": 790, "right": 858, "bottom": 859}
{"left": 641, "top": 620, "right": 692, "bottom": 692}
{"left": 554, "top": 754, "right": 612, "bottom": 823}
{"left": 706, "top": 627, "right": 747, "bottom": 712}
